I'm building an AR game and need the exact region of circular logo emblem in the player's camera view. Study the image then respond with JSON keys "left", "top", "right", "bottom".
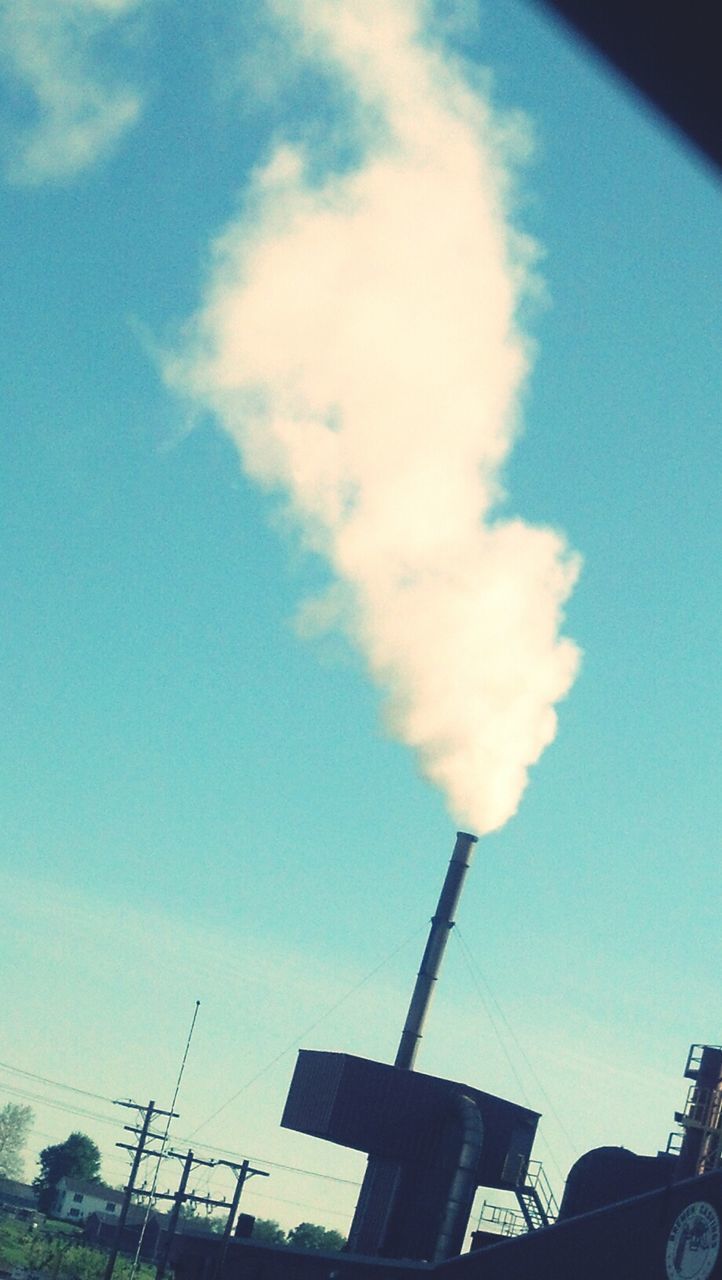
{"left": 666, "top": 1201, "right": 720, "bottom": 1280}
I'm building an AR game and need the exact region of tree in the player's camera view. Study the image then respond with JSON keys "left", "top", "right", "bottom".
{"left": 201, "top": 1216, "right": 226, "bottom": 1235}
{"left": 0, "top": 1103, "right": 33, "bottom": 1179}
{"left": 286, "top": 1222, "right": 346, "bottom": 1252}
{"left": 33, "top": 1132, "right": 102, "bottom": 1213}
{"left": 179, "top": 1201, "right": 204, "bottom": 1222}
{"left": 250, "top": 1218, "right": 287, "bottom": 1246}
{"left": 179, "top": 1202, "right": 221, "bottom": 1232}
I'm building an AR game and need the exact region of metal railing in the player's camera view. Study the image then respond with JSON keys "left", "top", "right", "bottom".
{"left": 523, "top": 1160, "right": 560, "bottom": 1224}
{"left": 477, "top": 1159, "right": 559, "bottom": 1240}
{"left": 476, "top": 1200, "right": 527, "bottom": 1238}
{"left": 679, "top": 1084, "right": 722, "bottom": 1131}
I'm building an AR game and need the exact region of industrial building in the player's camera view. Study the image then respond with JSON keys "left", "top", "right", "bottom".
{"left": 169, "top": 6, "right": 722, "bottom": 1274}
{"left": 171, "top": 834, "right": 722, "bottom": 1280}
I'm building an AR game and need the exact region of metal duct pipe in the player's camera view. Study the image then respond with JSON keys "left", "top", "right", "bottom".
{"left": 433, "top": 1094, "right": 484, "bottom": 1262}
{"left": 394, "top": 831, "right": 478, "bottom": 1071}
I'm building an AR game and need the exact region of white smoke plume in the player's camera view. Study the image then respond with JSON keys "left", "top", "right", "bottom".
{"left": 167, "top": 0, "right": 582, "bottom": 835}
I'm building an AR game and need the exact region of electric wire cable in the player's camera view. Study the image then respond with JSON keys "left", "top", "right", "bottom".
{"left": 190, "top": 925, "right": 425, "bottom": 1137}
{"left": 0, "top": 1091, "right": 361, "bottom": 1191}
{"left": 174, "top": 1140, "right": 361, "bottom": 1187}
{"left": 0, "top": 1060, "right": 115, "bottom": 1104}
{"left": 0, "top": 1081, "right": 121, "bottom": 1127}
{"left": 242, "top": 1186, "right": 352, "bottom": 1221}
{"left": 452, "top": 928, "right": 569, "bottom": 1185}
{"left": 454, "top": 928, "right": 579, "bottom": 1162}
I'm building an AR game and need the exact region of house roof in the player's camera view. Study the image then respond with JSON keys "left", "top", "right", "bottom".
{"left": 87, "top": 1207, "right": 155, "bottom": 1228}
{"left": 57, "top": 1178, "right": 124, "bottom": 1202}
{"left": 177, "top": 1221, "right": 220, "bottom": 1239}
{"left": 0, "top": 1179, "right": 38, "bottom": 1204}
{"left": 85, "top": 1207, "right": 218, "bottom": 1237}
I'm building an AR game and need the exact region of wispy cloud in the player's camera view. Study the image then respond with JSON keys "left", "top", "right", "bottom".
{"left": 0, "top": 0, "right": 143, "bottom": 184}
{"left": 167, "top": 0, "right": 581, "bottom": 836}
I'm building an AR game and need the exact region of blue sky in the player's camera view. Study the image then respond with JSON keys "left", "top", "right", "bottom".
{"left": 1, "top": 0, "right": 720, "bottom": 1238}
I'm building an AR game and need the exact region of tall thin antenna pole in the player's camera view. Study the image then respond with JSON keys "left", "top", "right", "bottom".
{"left": 168, "top": 1000, "right": 201, "bottom": 1118}
{"left": 129, "top": 1000, "right": 201, "bottom": 1279}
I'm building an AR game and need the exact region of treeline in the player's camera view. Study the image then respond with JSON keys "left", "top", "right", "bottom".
{"left": 180, "top": 1206, "right": 345, "bottom": 1251}
{"left": 0, "top": 1110, "right": 346, "bottom": 1255}
{"left": 245, "top": 1219, "right": 346, "bottom": 1252}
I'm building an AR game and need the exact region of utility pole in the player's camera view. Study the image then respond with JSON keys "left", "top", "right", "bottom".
{"left": 104, "top": 1099, "right": 179, "bottom": 1280}
{"left": 132, "top": 1148, "right": 271, "bottom": 1280}
{"left": 149, "top": 1150, "right": 217, "bottom": 1280}
{"left": 215, "top": 1159, "right": 269, "bottom": 1279}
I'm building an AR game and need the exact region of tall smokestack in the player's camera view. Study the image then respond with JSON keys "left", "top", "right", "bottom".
{"left": 349, "top": 831, "right": 478, "bottom": 1255}
{"left": 395, "top": 831, "right": 478, "bottom": 1071}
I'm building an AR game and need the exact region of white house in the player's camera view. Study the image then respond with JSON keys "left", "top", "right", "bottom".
{"left": 52, "top": 1177, "right": 124, "bottom": 1223}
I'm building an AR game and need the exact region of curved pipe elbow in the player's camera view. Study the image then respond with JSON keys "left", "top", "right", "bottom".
{"left": 433, "top": 1093, "right": 484, "bottom": 1262}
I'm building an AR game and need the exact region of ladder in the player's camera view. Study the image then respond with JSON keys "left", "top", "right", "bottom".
{"left": 476, "top": 1159, "right": 559, "bottom": 1241}
{"left": 514, "top": 1160, "right": 559, "bottom": 1231}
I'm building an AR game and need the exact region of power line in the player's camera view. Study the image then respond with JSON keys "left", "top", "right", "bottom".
{"left": 1, "top": 1016, "right": 361, "bottom": 1192}
{"left": 9, "top": 1100, "right": 361, "bottom": 1192}
{"left": 451, "top": 932, "right": 535, "bottom": 1107}
{"left": 30, "top": 1125, "right": 356, "bottom": 1225}
{"left": 453, "top": 928, "right": 578, "bottom": 1177}
{"left": 172, "top": 1139, "right": 361, "bottom": 1188}
{"left": 0, "top": 1059, "right": 115, "bottom": 1103}
{"left": 190, "top": 925, "right": 425, "bottom": 1136}
{"left": 242, "top": 1186, "right": 353, "bottom": 1222}
{"left": 0, "top": 1081, "right": 122, "bottom": 1128}
{"left": 26, "top": 1128, "right": 136, "bottom": 1162}
{"left": 105, "top": 1098, "right": 179, "bottom": 1280}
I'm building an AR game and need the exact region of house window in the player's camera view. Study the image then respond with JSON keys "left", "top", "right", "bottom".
{"left": 73, "top": 1194, "right": 83, "bottom": 1203}
{"left": 105, "top": 1203, "right": 116, "bottom": 1212}
{"left": 69, "top": 1209, "right": 81, "bottom": 1218}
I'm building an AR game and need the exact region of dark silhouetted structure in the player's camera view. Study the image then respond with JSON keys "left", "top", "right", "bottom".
{"left": 534, "top": 0, "right": 721, "bottom": 169}
{"left": 282, "top": 1050, "right": 539, "bottom": 1260}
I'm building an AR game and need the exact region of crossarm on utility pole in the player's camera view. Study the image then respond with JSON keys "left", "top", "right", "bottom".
{"left": 154, "top": 1150, "right": 217, "bottom": 1280}
{"left": 215, "top": 1160, "right": 269, "bottom": 1279}
{"left": 104, "top": 1100, "right": 157, "bottom": 1280}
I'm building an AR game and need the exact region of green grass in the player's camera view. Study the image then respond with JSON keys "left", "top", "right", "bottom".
{"left": 43, "top": 1220, "right": 84, "bottom": 1237}
{"left": 0, "top": 1218, "right": 30, "bottom": 1267}
{"left": 0, "top": 1217, "right": 155, "bottom": 1280}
